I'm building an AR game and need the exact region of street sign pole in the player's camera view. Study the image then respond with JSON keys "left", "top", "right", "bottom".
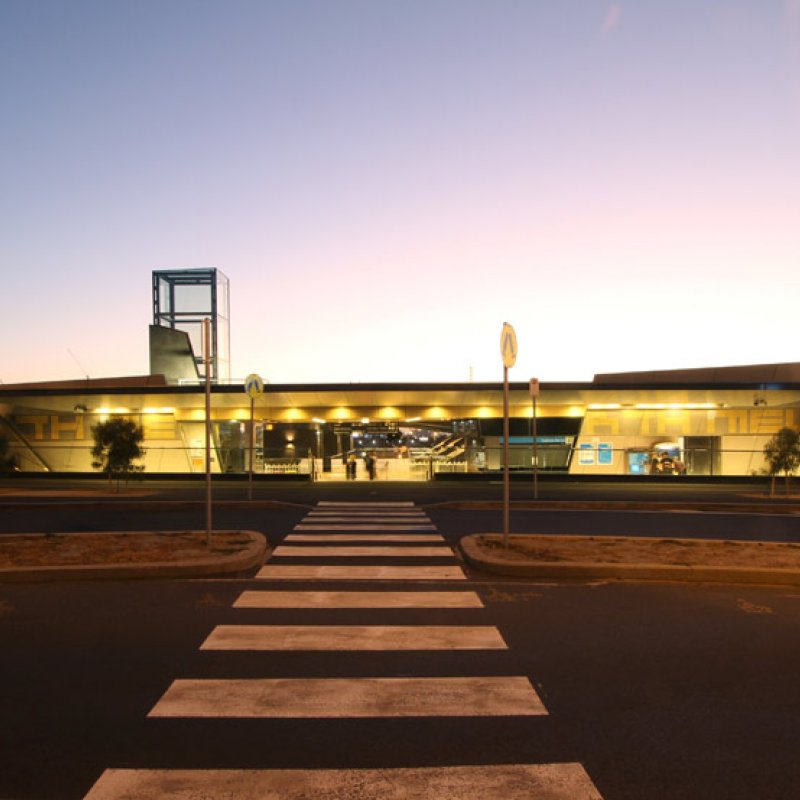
{"left": 500, "top": 322, "right": 517, "bottom": 549}
{"left": 203, "top": 318, "right": 212, "bottom": 544}
{"left": 243, "top": 373, "right": 265, "bottom": 501}
{"left": 248, "top": 395, "right": 255, "bottom": 501}
{"left": 503, "top": 363, "right": 510, "bottom": 546}
{"left": 530, "top": 377, "right": 540, "bottom": 500}
{"left": 533, "top": 393, "right": 538, "bottom": 499}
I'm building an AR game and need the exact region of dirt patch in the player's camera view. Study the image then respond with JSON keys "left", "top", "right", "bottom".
{"left": 0, "top": 531, "right": 256, "bottom": 568}
{"left": 473, "top": 534, "right": 800, "bottom": 569}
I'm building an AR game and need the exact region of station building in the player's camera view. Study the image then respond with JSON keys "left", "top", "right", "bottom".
{"left": 1, "top": 270, "right": 798, "bottom": 480}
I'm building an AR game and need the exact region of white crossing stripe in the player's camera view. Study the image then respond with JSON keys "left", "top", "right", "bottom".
{"left": 233, "top": 590, "right": 484, "bottom": 608}
{"left": 308, "top": 508, "right": 428, "bottom": 517}
{"left": 83, "top": 764, "right": 602, "bottom": 799}
{"left": 317, "top": 501, "right": 415, "bottom": 507}
{"left": 300, "top": 514, "right": 433, "bottom": 525}
{"left": 148, "top": 676, "right": 546, "bottom": 718}
{"left": 257, "top": 565, "right": 466, "bottom": 580}
{"left": 286, "top": 534, "right": 444, "bottom": 542}
{"left": 200, "top": 625, "right": 507, "bottom": 650}
{"left": 273, "top": 546, "right": 452, "bottom": 557}
{"left": 84, "top": 763, "right": 604, "bottom": 799}
{"left": 294, "top": 524, "right": 437, "bottom": 531}
{"left": 308, "top": 506, "right": 427, "bottom": 517}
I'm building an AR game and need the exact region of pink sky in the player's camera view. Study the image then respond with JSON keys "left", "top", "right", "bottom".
{"left": 2, "top": 1, "right": 799, "bottom": 385}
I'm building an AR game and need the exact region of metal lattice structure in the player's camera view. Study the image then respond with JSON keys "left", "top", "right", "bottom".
{"left": 152, "top": 268, "right": 230, "bottom": 381}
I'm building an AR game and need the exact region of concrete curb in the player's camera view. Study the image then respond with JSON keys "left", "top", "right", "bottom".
{"left": 0, "top": 499, "right": 311, "bottom": 511}
{"left": 427, "top": 500, "right": 800, "bottom": 514}
{"left": 0, "top": 530, "right": 268, "bottom": 582}
{"left": 459, "top": 534, "right": 800, "bottom": 587}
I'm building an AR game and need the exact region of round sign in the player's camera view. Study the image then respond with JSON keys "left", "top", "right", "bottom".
{"left": 500, "top": 322, "right": 517, "bottom": 368}
{"left": 244, "top": 373, "right": 264, "bottom": 398}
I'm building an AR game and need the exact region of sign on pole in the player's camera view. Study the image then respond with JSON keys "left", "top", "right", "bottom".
{"left": 245, "top": 373, "right": 264, "bottom": 399}
{"left": 501, "top": 322, "right": 517, "bottom": 368}
{"left": 529, "top": 377, "right": 540, "bottom": 398}
{"left": 244, "top": 373, "right": 264, "bottom": 500}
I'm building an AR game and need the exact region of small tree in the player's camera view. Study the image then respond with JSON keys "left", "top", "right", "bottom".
{"left": 763, "top": 427, "right": 800, "bottom": 497}
{"left": 0, "top": 433, "right": 18, "bottom": 474}
{"left": 91, "top": 418, "right": 145, "bottom": 490}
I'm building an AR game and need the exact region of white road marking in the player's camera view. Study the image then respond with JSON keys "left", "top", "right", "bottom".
{"left": 317, "top": 501, "right": 416, "bottom": 507}
{"left": 84, "top": 763, "right": 603, "bottom": 799}
{"left": 200, "top": 625, "right": 507, "bottom": 650}
{"left": 233, "top": 590, "right": 484, "bottom": 608}
{"left": 308, "top": 510, "right": 428, "bottom": 516}
{"left": 300, "top": 514, "right": 433, "bottom": 525}
{"left": 256, "top": 565, "right": 466, "bottom": 580}
{"left": 294, "top": 524, "right": 437, "bottom": 531}
{"left": 286, "top": 533, "right": 444, "bottom": 542}
{"left": 148, "top": 676, "right": 546, "bottom": 718}
{"left": 273, "top": 545, "right": 452, "bottom": 557}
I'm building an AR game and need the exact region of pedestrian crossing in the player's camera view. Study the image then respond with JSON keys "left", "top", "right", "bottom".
{"left": 84, "top": 763, "right": 602, "bottom": 799}
{"left": 198, "top": 623, "right": 509, "bottom": 650}
{"left": 83, "top": 500, "right": 603, "bottom": 799}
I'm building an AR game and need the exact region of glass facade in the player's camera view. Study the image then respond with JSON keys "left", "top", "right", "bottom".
{"left": 152, "top": 268, "right": 230, "bottom": 382}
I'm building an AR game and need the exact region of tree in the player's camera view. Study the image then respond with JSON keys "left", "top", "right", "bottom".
{"left": 763, "top": 427, "right": 800, "bottom": 496}
{"left": 0, "top": 432, "right": 17, "bottom": 474}
{"left": 91, "top": 418, "right": 145, "bottom": 490}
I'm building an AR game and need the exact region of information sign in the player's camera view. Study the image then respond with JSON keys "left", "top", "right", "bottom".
{"left": 500, "top": 322, "right": 517, "bottom": 368}
{"left": 244, "top": 373, "right": 264, "bottom": 399}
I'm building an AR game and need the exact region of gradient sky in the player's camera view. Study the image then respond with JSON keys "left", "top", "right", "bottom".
{"left": 2, "top": 0, "right": 799, "bottom": 386}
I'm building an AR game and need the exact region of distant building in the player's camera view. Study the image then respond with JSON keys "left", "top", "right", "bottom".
{"left": 2, "top": 272, "right": 797, "bottom": 480}
{"left": 1, "top": 363, "right": 798, "bottom": 479}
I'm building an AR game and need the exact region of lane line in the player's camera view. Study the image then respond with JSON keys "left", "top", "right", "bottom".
{"left": 84, "top": 763, "right": 603, "bottom": 800}
{"left": 233, "top": 590, "right": 484, "bottom": 608}
{"left": 200, "top": 625, "right": 507, "bottom": 650}
{"left": 273, "top": 546, "right": 453, "bottom": 557}
{"left": 148, "top": 676, "right": 546, "bottom": 718}
{"left": 256, "top": 565, "right": 466, "bottom": 581}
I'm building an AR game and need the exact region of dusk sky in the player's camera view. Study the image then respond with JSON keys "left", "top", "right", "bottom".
{"left": 2, "top": 1, "right": 799, "bottom": 386}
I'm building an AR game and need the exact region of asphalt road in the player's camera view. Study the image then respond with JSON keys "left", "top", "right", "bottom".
{"left": 2, "top": 490, "right": 800, "bottom": 799}
{"left": 2, "top": 503, "right": 799, "bottom": 545}
{"left": 3, "top": 572, "right": 800, "bottom": 798}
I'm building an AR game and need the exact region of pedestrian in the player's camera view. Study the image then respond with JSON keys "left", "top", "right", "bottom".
{"left": 347, "top": 454, "right": 357, "bottom": 480}
{"left": 366, "top": 451, "right": 377, "bottom": 480}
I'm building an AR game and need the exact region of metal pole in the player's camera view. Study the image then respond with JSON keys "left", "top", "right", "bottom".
{"left": 248, "top": 395, "right": 255, "bottom": 501}
{"left": 204, "top": 318, "right": 212, "bottom": 543}
{"left": 533, "top": 395, "right": 538, "bottom": 500}
{"left": 503, "top": 364, "right": 510, "bottom": 547}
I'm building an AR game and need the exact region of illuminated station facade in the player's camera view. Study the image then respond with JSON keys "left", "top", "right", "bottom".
{"left": 2, "top": 270, "right": 799, "bottom": 480}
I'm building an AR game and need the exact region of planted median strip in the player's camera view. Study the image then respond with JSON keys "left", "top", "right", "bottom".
{"left": 460, "top": 534, "right": 800, "bottom": 585}
{"left": 0, "top": 530, "right": 267, "bottom": 580}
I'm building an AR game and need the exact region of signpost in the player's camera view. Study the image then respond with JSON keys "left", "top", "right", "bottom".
{"left": 203, "top": 318, "right": 212, "bottom": 544}
{"left": 530, "top": 377, "right": 540, "bottom": 500}
{"left": 500, "top": 322, "right": 517, "bottom": 548}
{"left": 244, "top": 373, "right": 264, "bottom": 501}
